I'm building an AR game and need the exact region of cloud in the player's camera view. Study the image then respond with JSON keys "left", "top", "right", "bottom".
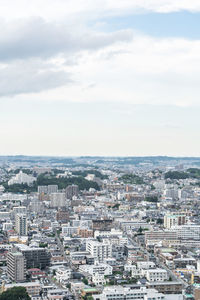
{"left": 0, "top": 18, "right": 133, "bottom": 61}
{"left": 1, "top": 0, "right": 200, "bottom": 22}
{"left": 29, "top": 34, "right": 200, "bottom": 107}
{"left": 0, "top": 60, "right": 71, "bottom": 96}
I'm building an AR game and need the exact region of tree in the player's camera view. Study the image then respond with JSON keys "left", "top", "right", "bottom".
{"left": 82, "top": 278, "right": 88, "bottom": 285}
{"left": 0, "top": 287, "right": 31, "bottom": 300}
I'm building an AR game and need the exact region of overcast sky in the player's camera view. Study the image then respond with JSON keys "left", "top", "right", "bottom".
{"left": 0, "top": 0, "right": 200, "bottom": 156}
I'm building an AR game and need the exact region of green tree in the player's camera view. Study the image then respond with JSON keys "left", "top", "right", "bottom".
{"left": 0, "top": 287, "right": 31, "bottom": 300}
{"left": 82, "top": 278, "right": 88, "bottom": 285}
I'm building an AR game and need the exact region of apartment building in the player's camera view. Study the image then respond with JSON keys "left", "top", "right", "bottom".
{"left": 7, "top": 251, "right": 26, "bottom": 282}
{"left": 86, "top": 240, "right": 112, "bottom": 263}
{"left": 15, "top": 214, "right": 28, "bottom": 236}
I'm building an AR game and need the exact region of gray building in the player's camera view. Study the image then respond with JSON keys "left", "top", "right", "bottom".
{"left": 7, "top": 252, "right": 26, "bottom": 282}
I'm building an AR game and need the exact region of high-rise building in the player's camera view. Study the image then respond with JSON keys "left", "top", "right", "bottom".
{"left": 38, "top": 185, "right": 48, "bottom": 194}
{"left": 38, "top": 185, "right": 58, "bottom": 195}
{"left": 164, "top": 214, "right": 186, "bottom": 229}
{"left": 16, "top": 214, "right": 28, "bottom": 236}
{"left": 66, "top": 185, "right": 79, "bottom": 200}
{"left": 48, "top": 185, "right": 58, "bottom": 194}
{"left": 16, "top": 245, "right": 50, "bottom": 269}
{"left": 7, "top": 252, "right": 26, "bottom": 282}
{"left": 50, "top": 193, "right": 66, "bottom": 208}
{"left": 86, "top": 240, "right": 112, "bottom": 263}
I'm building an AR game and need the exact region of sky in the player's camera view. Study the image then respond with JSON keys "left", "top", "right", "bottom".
{"left": 0, "top": 0, "right": 200, "bottom": 156}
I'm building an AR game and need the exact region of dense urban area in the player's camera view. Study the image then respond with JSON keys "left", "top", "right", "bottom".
{"left": 1, "top": 156, "right": 200, "bottom": 299}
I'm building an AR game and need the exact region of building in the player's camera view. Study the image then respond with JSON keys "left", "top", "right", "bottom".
{"left": 172, "top": 225, "right": 200, "bottom": 240}
{"left": 79, "top": 263, "right": 113, "bottom": 276}
{"left": 92, "top": 219, "right": 113, "bottom": 231}
{"left": 146, "top": 281, "right": 183, "bottom": 294}
{"left": 164, "top": 214, "right": 186, "bottom": 229}
{"left": 13, "top": 206, "right": 27, "bottom": 216}
{"left": 29, "top": 199, "right": 44, "bottom": 214}
{"left": 50, "top": 193, "right": 66, "bottom": 208}
{"left": 145, "top": 230, "right": 178, "bottom": 244}
{"left": 86, "top": 240, "right": 112, "bottom": 263}
{"left": 16, "top": 214, "right": 28, "bottom": 236}
{"left": 56, "top": 209, "right": 70, "bottom": 223}
{"left": 16, "top": 244, "right": 50, "bottom": 269}
{"left": 56, "top": 267, "right": 72, "bottom": 284}
{"left": 77, "top": 228, "right": 93, "bottom": 238}
{"left": 7, "top": 251, "right": 26, "bottom": 282}
{"left": 62, "top": 225, "right": 78, "bottom": 237}
{"left": 38, "top": 185, "right": 58, "bottom": 194}
{"left": 38, "top": 185, "right": 48, "bottom": 194}
{"left": 4, "top": 282, "right": 41, "bottom": 297}
{"left": 93, "top": 286, "right": 166, "bottom": 300}
{"left": 66, "top": 185, "right": 79, "bottom": 200}
{"left": 145, "top": 268, "right": 168, "bottom": 282}
{"left": 48, "top": 185, "right": 58, "bottom": 194}
{"left": 8, "top": 171, "right": 36, "bottom": 186}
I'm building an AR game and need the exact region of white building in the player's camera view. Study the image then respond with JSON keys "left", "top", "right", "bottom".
{"left": 62, "top": 225, "right": 78, "bottom": 236}
{"left": 145, "top": 268, "right": 168, "bottom": 282}
{"left": 93, "top": 286, "right": 167, "bottom": 300}
{"left": 8, "top": 171, "right": 36, "bottom": 186}
{"left": 2, "top": 222, "right": 13, "bottom": 231}
{"left": 79, "top": 263, "right": 113, "bottom": 276}
{"left": 16, "top": 214, "right": 28, "bottom": 236}
{"left": 86, "top": 240, "right": 112, "bottom": 263}
{"left": 55, "top": 267, "right": 71, "bottom": 283}
{"left": 172, "top": 225, "right": 200, "bottom": 240}
{"left": 50, "top": 193, "right": 66, "bottom": 208}
{"left": 92, "top": 273, "right": 106, "bottom": 286}
{"left": 13, "top": 206, "right": 27, "bottom": 216}
{"left": 94, "top": 229, "right": 123, "bottom": 239}
{"left": 125, "top": 261, "right": 155, "bottom": 277}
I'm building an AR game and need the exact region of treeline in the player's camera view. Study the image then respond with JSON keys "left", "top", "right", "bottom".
{"left": 1, "top": 174, "right": 100, "bottom": 194}
{"left": 165, "top": 171, "right": 189, "bottom": 180}
{"left": 165, "top": 168, "right": 200, "bottom": 180}
{"left": 119, "top": 174, "right": 144, "bottom": 184}
{"left": 72, "top": 169, "right": 108, "bottom": 180}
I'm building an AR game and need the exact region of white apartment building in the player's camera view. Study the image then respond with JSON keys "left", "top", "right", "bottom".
{"left": 16, "top": 214, "right": 28, "bottom": 236}
{"left": 62, "top": 225, "right": 78, "bottom": 236}
{"left": 172, "top": 225, "right": 200, "bottom": 240}
{"left": 137, "top": 261, "right": 156, "bottom": 270}
{"left": 120, "top": 221, "right": 152, "bottom": 231}
{"left": 55, "top": 267, "right": 71, "bottom": 283}
{"left": 86, "top": 240, "right": 112, "bottom": 263}
{"left": 79, "top": 263, "right": 113, "bottom": 276}
{"left": 125, "top": 261, "right": 155, "bottom": 277}
{"left": 145, "top": 230, "right": 178, "bottom": 243}
{"left": 93, "top": 286, "right": 166, "bottom": 300}
{"left": 8, "top": 171, "right": 36, "bottom": 186}
{"left": 94, "top": 229, "right": 123, "bottom": 239}
{"left": 102, "top": 237, "right": 128, "bottom": 246}
{"left": 145, "top": 269, "right": 168, "bottom": 282}
{"left": 92, "top": 273, "right": 106, "bottom": 286}
{"left": 13, "top": 206, "right": 27, "bottom": 216}
{"left": 3, "top": 222, "right": 13, "bottom": 231}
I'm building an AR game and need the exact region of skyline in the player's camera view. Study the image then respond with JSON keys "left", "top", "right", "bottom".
{"left": 0, "top": 0, "right": 200, "bottom": 156}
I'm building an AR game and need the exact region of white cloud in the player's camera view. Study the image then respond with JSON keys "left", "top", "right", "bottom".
{"left": 1, "top": 0, "right": 200, "bottom": 21}
{"left": 0, "top": 0, "right": 199, "bottom": 106}
{"left": 16, "top": 34, "right": 199, "bottom": 107}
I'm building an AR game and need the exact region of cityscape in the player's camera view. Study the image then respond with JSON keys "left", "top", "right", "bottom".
{"left": 0, "top": 0, "right": 200, "bottom": 299}
{"left": 0, "top": 156, "right": 198, "bottom": 299}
